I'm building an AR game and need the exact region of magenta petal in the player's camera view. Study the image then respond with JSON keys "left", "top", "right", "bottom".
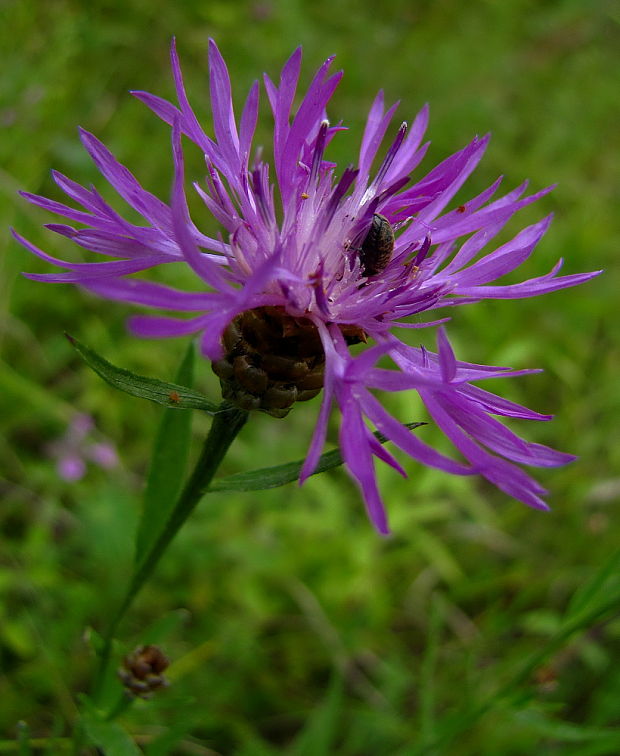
{"left": 338, "top": 391, "right": 390, "bottom": 534}
{"left": 421, "top": 391, "right": 551, "bottom": 509}
{"left": 361, "top": 390, "right": 472, "bottom": 476}
{"left": 20, "top": 190, "right": 108, "bottom": 227}
{"left": 81, "top": 278, "right": 225, "bottom": 310}
{"left": 456, "top": 266, "right": 602, "bottom": 299}
{"left": 169, "top": 38, "right": 219, "bottom": 162}
{"left": 128, "top": 313, "right": 212, "bottom": 338}
{"left": 437, "top": 327, "right": 457, "bottom": 383}
{"left": 299, "top": 383, "right": 333, "bottom": 483}
{"left": 454, "top": 216, "right": 553, "bottom": 287}
{"left": 79, "top": 129, "right": 173, "bottom": 231}
{"left": 58, "top": 456, "right": 86, "bottom": 481}
{"left": 170, "top": 122, "right": 230, "bottom": 291}
{"left": 208, "top": 39, "right": 241, "bottom": 171}
{"left": 368, "top": 434, "right": 408, "bottom": 477}
{"left": 358, "top": 92, "right": 400, "bottom": 182}
{"left": 239, "top": 81, "right": 260, "bottom": 166}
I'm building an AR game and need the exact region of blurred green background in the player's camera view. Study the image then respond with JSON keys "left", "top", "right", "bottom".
{"left": 1, "top": 0, "right": 619, "bottom": 753}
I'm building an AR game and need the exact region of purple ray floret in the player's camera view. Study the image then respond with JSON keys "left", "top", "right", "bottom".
{"left": 16, "top": 39, "right": 601, "bottom": 533}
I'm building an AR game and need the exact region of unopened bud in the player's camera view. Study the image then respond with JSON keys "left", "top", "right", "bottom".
{"left": 118, "top": 644, "right": 169, "bottom": 699}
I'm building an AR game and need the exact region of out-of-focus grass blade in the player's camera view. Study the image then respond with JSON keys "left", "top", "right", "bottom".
{"left": 289, "top": 675, "right": 344, "bottom": 756}
{"left": 514, "top": 709, "right": 620, "bottom": 746}
{"left": 419, "top": 595, "right": 442, "bottom": 747}
{"left": 143, "top": 718, "right": 196, "bottom": 756}
{"left": 42, "top": 715, "right": 65, "bottom": 756}
{"left": 235, "top": 736, "right": 280, "bottom": 756}
{"left": 82, "top": 714, "right": 142, "bottom": 755}
{"left": 208, "top": 422, "right": 425, "bottom": 493}
{"left": 16, "top": 721, "right": 32, "bottom": 756}
{"left": 139, "top": 609, "right": 191, "bottom": 647}
{"left": 134, "top": 343, "right": 195, "bottom": 566}
{"left": 67, "top": 334, "right": 218, "bottom": 412}
{"left": 413, "top": 527, "right": 464, "bottom": 583}
{"left": 566, "top": 548, "right": 620, "bottom": 619}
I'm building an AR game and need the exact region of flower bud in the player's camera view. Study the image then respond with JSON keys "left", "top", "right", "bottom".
{"left": 118, "top": 644, "right": 169, "bottom": 698}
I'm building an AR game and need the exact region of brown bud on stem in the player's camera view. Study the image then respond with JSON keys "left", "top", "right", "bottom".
{"left": 118, "top": 644, "right": 169, "bottom": 699}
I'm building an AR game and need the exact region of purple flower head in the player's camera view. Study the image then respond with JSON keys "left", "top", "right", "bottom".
{"left": 17, "top": 40, "right": 600, "bottom": 532}
{"left": 48, "top": 413, "right": 119, "bottom": 482}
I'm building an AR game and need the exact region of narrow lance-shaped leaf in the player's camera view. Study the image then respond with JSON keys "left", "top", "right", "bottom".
{"left": 16, "top": 721, "right": 32, "bottom": 756}
{"left": 208, "top": 422, "right": 426, "bottom": 493}
{"left": 290, "top": 675, "right": 344, "bottom": 756}
{"left": 66, "top": 333, "right": 219, "bottom": 413}
{"left": 565, "top": 548, "right": 620, "bottom": 620}
{"left": 81, "top": 715, "right": 142, "bottom": 756}
{"left": 135, "top": 342, "right": 195, "bottom": 565}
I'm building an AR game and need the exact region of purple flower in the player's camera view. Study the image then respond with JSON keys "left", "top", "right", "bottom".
{"left": 16, "top": 40, "right": 600, "bottom": 533}
{"left": 49, "top": 413, "right": 119, "bottom": 482}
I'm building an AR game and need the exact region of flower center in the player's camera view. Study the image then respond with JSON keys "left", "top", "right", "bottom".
{"left": 212, "top": 306, "right": 365, "bottom": 417}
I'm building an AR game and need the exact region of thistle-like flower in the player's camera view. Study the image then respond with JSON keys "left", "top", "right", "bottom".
{"left": 15, "top": 40, "right": 600, "bottom": 533}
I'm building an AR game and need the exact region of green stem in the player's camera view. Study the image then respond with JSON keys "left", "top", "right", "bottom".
{"left": 92, "top": 403, "right": 248, "bottom": 703}
{"left": 104, "top": 692, "right": 134, "bottom": 722}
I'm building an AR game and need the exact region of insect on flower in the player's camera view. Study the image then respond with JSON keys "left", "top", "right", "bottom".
{"left": 359, "top": 213, "right": 395, "bottom": 277}
{"left": 14, "top": 39, "right": 601, "bottom": 533}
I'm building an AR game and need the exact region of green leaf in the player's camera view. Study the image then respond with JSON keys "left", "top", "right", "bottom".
{"left": 143, "top": 719, "right": 195, "bottom": 756}
{"left": 233, "top": 734, "right": 280, "bottom": 756}
{"left": 135, "top": 343, "right": 195, "bottom": 566}
{"left": 289, "top": 676, "right": 344, "bottom": 756}
{"left": 66, "top": 334, "right": 218, "bottom": 413}
{"left": 84, "top": 626, "right": 105, "bottom": 655}
{"left": 566, "top": 548, "right": 620, "bottom": 620}
{"left": 514, "top": 709, "right": 620, "bottom": 744}
{"left": 208, "top": 422, "right": 425, "bottom": 493}
{"left": 92, "top": 405, "right": 247, "bottom": 705}
{"left": 419, "top": 595, "right": 443, "bottom": 746}
{"left": 16, "top": 721, "right": 32, "bottom": 756}
{"left": 139, "top": 609, "right": 191, "bottom": 647}
{"left": 82, "top": 715, "right": 142, "bottom": 755}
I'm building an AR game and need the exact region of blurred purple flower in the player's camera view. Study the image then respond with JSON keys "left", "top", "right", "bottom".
{"left": 17, "top": 41, "right": 600, "bottom": 532}
{"left": 49, "top": 413, "right": 118, "bottom": 481}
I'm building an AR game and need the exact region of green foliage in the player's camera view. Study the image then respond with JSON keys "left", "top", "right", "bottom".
{"left": 135, "top": 342, "right": 196, "bottom": 565}
{"left": 209, "top": 422, "right": 425, "bottom": 493}
{"left": 68, "top": 335, "right": 218, "bottom": 413}
{"left": 1, "top": 0, "right": 618, "bottom": 753}
{"left": 288, "top": 676, "right": 344, "bottom": 755}
{"left": 81, "top": 703, "right": 143, "bottom": 755}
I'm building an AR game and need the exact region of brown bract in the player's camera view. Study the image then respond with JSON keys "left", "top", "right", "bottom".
{"left": 118, "top": 644, "right": 170, "bottom": 698}
{"left": 212, "top": 306, "right": 365, "bottom": 418}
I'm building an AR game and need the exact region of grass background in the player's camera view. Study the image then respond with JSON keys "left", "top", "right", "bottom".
{"left": 1, "top": 0, "right": 618, "bottom": 753}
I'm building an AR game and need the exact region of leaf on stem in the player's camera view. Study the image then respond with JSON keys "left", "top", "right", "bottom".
{"left": 208, "top": 422, "right": 426, "bottom": 493}
{"left": 289, "top": 675, "right": 344, "bottom": 756}
{"left": 135, "top": 342, "right": 195, "bottom": 565}
{"left": 81, "top": 714, "right": 142, "bottom": 755}
{"left": 66, "top": 333, "right": 219, "bottom": 412}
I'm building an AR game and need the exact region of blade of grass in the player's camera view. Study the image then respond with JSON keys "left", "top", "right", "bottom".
{"left": 135, "top": 342, "right": 195, "bottom": 565}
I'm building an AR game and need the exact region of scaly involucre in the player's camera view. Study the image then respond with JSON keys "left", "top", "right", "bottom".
{"left": 15, "top": 39, "right": 600, "bottom": 533}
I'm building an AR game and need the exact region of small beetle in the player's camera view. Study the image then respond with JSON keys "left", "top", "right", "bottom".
{"left": 359, "top": 213, "right": 395, "bottom": 276}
